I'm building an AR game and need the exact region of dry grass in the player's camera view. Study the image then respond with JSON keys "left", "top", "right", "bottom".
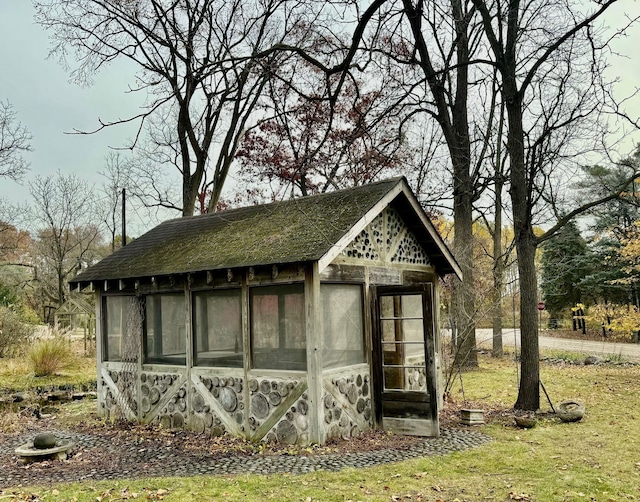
{"left": 27, "top": 336, "right": 78, "bottom": 377}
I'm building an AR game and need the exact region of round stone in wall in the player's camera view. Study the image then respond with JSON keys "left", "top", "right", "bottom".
{"left": 172, "top": 413, "right": 184, "bottom": 428}
{"left": 191, "top": 415, "right": 205, "bottom": 434}
{"left": 149, "top": 387, "right": 161, "bottom": 405}
{"left": 159, "top": 415, "right": 171, "bottom": 429}
{"left": 268, "top": 392, "right": 281, "bottom": 406}
{"left": 347, "top": 384, "right": 358, "bottom": 404}
{"left": 276, "top": 420, "right": 298, "bottom": 445}
{"left": 260, "top": 380, "right": 271, "bottom": 394}
{"left": 218, "top": 387, "right": 237, "bottom": 412}
{"left": 192, "top": 393, "right": 205, "bottom": 413}
{"left": 252, "top": 394, "right": 270, "bottom": 419}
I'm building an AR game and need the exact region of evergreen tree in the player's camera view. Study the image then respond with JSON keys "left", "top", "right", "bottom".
{"left": 540, "top": 220, "right": 588, "bottom": 326}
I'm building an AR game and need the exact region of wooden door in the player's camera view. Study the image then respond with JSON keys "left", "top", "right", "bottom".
{"left": 372, "top": 284, "right": 438, "bottom": 436}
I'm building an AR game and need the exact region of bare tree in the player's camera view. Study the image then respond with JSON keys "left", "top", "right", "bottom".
{"left": 34, "top": 0, "right": 316, "bottom": 215}
{"left": 29, "top": 173, "right": 104, "bottom": 313}
{"left": 472, "top": 0, "right": 640, "bottom": 409}
{"left": 99, "top": 152, "right": 129, "bottom": 252}
{"left": 0, "top": 101, "right": 32, "bottom": 181}
{"left": 235, "top": 68, "right": 415, "bottom": 200}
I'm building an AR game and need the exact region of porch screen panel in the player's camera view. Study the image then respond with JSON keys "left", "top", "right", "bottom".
{"left": 144, "top": 293, "right": 186, "bottom": 365}
{"left": 321, "top": 284, "right": 365, "bottom": 368}
{"left": 250, "top": 284, "right": 306, "bottom": 370}
{"left": 103, "top": 295, "right": 134, "bottom": 361}
{"left": 193, "top": 289, "right": 242, "bottom": 367}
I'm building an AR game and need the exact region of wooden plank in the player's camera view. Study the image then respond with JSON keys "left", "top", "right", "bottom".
{"left": 369, "top": 267, "right": 402, "bottom": 285}
{"left": 322, "top": 380, "right": 370, "bottom": 432}
{"left": 383, "top": 417, "right": 438, "bottom": 437}
{"left": 319, "top": 263, "right": 366, "bottom": 282}
{"left": 191, "top": 375, "right": 244, "bottom": 436}
{"left": 382, "top": 398, "right": 432, "bottom": 418}
{"left": 402, "top": 270, "right": 436, "bottom": 285}
{"left": 396, "top": 184, "right": 462, "bottom": 279}
{"left": 251, "top": 380, "right": 308, "bottom": 441}
{"left": 305, "top": 262, "right": 323, "bottom": 444}
{"left": 95, "top": 291, "right": 104, "bottom": 417}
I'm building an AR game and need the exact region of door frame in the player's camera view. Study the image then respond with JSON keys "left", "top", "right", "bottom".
{"left": 371, "top": 283, "right": 438, "bottom": 436}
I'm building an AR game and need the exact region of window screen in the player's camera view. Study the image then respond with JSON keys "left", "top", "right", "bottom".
{"left": 250, "top": 284, "right": 306, "bottom": 370}
{"left": 103, "top": 295, "right": 136, "bottom": 362}
{"left": 193, "top": 289, "right": 242, "bottom": 367}
{"left": 321, "top": 284, "right": 365, "bottom": 368}
{"left": 144, "top": 293, "right": 186, "bottom": 365}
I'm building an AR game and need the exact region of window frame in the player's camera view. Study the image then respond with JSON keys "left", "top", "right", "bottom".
{"left": 249, "top": 282, "right": 306, "bottom": 371}
{"left": 143, "top": 292, "right": 187, "bottom": 366}
{"left": 192, "top": 287, "right": 243, "bottom": 368}
{"left": 102, "top": 293, "right": 138, "bottom": 363}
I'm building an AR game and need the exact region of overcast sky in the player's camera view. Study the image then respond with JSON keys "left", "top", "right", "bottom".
{"left": 1, "top": 2, "right": 639, "bottom": 235}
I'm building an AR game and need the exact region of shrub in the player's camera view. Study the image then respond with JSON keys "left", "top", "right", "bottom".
{"left": 0, "top": 306, "right": 35, "bottom": 357}
{"left": 27, "top": 336, "right": 77, "bottom": 377}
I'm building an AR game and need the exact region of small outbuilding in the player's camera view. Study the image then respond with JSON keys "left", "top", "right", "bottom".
{"left": 70, "top": 177, "right": 460, "bottom": 445}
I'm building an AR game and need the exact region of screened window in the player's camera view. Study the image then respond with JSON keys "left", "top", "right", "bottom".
{"left": 193, "top": 289, "right": 242, "bottom": 367}
{"left": 103, "top": 295, "right": 138, "bottom": 362}
{"left": 250, "top": 284, "right": 305, "bottom": 370}
{"left": 144, "top": 293, "right": 186, "bottom": 365}
{"left": 321, "top": 284, "right": 365, "bottom": 368}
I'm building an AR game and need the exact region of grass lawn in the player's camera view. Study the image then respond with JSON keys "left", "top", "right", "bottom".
{"left": 2, "top": 351, "right": 640, "bottom": 501}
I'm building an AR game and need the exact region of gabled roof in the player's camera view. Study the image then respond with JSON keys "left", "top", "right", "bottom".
{"left": 70, "top": 177, "right": 460, "bottom": 286}
{"left": 55, "top": 294, "right": 94, "bottom": 316}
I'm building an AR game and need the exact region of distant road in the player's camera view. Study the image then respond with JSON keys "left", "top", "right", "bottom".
{"left": 468, "top": 328, "right": 640, "bottom": 362}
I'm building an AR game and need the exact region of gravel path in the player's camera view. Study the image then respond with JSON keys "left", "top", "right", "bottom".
{"left": 0, "top": 426, "right": 491, "bottom": 487}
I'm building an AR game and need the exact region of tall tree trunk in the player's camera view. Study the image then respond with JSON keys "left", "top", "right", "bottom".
{"left": 492, "top": 177, "right": 504, "bottom": 357}
{"left": 452, "top": 161, "right": 477, "bottom": 368}
{"left": 505, "top": 84, "right": 540, "bottom": 411}
{"left": 451, "top": 0, "right": 477, "bottom": 368}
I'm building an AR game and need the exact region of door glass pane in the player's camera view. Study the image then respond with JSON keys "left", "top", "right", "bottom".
{"left": 379, "top": 293, "right": 426, "bottom": 391}
{"left": 380, "top": 296, "right": 395, "bottom": 318}
{"left": 383, "top": 367, "right": 403, "bottom": 390}
{"left": 401, "top": 295, "right": 423, "bottom": 318}
{"left": 403, "top": 319, "right": 424, "bottom": 342}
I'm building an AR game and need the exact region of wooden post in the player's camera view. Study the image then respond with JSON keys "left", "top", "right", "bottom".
{"left": 94, "top": 290, "right": 104, "bottom": 417}
{"left": 305, "top": 263, "right": 324, "bottom": 444}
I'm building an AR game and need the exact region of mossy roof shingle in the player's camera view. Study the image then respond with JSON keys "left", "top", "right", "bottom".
{"left": 70, "top": 177, "right": 458, "bottom": 284}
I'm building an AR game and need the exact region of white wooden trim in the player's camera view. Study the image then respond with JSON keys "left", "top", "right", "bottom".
{"left": 398, "top": 184, "right": 462, "bottom": 279}
{"left": 305, "top": 262, "right": 324, "bottom": 444}
{"left": 317, "top": 179, "right": 462, "bottom": 279}
{"left": 317, "top": 182, "right": 404, "bottom": 273}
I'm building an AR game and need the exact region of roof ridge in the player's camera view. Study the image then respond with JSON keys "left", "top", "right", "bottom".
{"left": 159, "top": 177, "right": 405, "bottom": 226}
